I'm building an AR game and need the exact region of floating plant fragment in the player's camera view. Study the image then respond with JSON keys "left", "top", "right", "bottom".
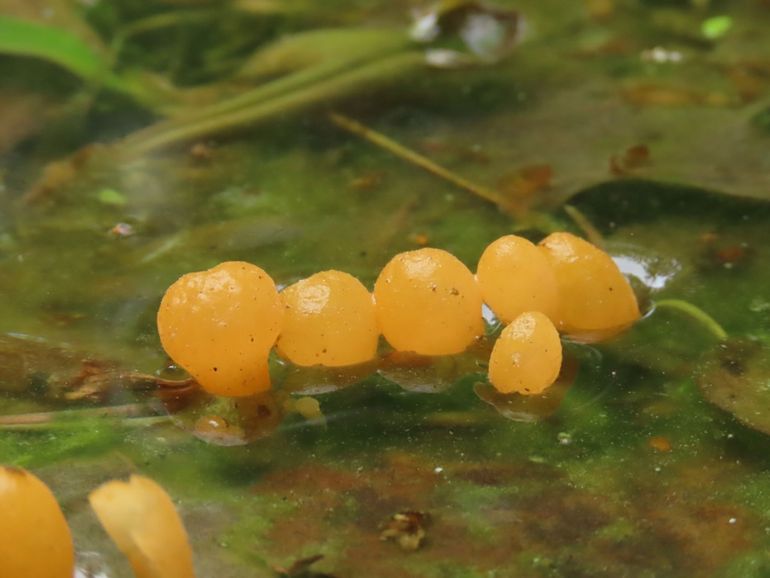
{"left": 89, "top": 475, "right": 196, "bottom": 578}
{"left": 697, "top": 340, "right": 770, "bottom": 435}
{"left": 380, "top": 510, "right": 430, "bottom": 551}
{"left": 701, "top": 15, "right": 732, "bottom": 40}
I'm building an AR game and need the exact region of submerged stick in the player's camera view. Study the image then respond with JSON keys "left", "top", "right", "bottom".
{"left": 0, "top": 403, "right": 167, "bottom": 430}
{"left": 329, "top": 111, "right": 508, "bottom": 209}
{"left": 563, "top": 204, "right": 604, "bottom": 247}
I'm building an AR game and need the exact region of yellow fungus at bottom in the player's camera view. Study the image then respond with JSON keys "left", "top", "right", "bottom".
{"left": 89, "top": 475, "right": 196, "bottom": 578}
{"left": 0, "top": 466, "right": 75, "bottom": 578}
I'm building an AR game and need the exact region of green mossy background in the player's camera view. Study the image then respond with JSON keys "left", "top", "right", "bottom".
{"left": 1, "top": 0, "right": 770, "bottom": 576}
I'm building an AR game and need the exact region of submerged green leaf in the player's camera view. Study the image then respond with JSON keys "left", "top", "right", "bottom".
{"left": 698, "top": 340, "right": 770, "bottom": 435}
{"left": 0, "top": 16, "right": 110, "bottom": 82}
{"left": 700, "top": 15, "right": 732, "bottom": 40}
{"left": 96, "top": 187, "right": 127, "bottom": 206}
{"left": 236, "top": 27, "right": 410, "bottom": 80}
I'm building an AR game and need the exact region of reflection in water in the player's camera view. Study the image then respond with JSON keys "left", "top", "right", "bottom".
{"left": 613, "top": 251, "right": 681, "bottom": 291}
{"left": 474, "top": 355, "right": 579, "bottom": 422}
{"left": 164, "top": 336, "right": 577, "bottom": 444}
{"left": 170, "top": 387, "right": 331, "bottom": 446}
{"left": 172, "top": 391, "right": 285, "bottom": 446}
{"left": 378, "top": 340, "right": 490, "bottom": 393}
{"left": 279, "top": 359, "right": 377, "bottom": 395}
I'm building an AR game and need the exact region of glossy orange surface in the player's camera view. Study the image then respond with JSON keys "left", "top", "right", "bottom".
{"left": 374, "top": 248, "right": 484, "bottom": 355}
{"left": 157, "top": 261, "right": 282, "bottom": 396}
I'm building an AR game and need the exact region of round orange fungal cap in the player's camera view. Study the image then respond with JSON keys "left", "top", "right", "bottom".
{"left": 538, "top": 232, "right": 640, "bottom": 341}
{"left": 476, "top": 234, "right": 559, "bottom": 324}
{"left": 157, "top": 261, "right": 282, "bottom": 397}
{"left": 277, "top": 270, "right": 379, "bottom": 367}
{"left": 374, "top": 248, "right": 484, "bottom": 356}
{"left": 488, "top": 311, "right": 562, "bottom": 395}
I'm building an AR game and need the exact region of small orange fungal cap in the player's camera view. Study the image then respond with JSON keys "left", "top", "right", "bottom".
{"left": 476, "top": 234, "right": 559, "bottom": 323}
{"left": 374, "top": 248, "right": 484, "bottom": 356}
{"left": 538, "top": 232, "right": 640, "bottom": 341}
{"left": 89, "top": 475, "right": 196, "bottom": 578}
{"left": 0, "top": 466, "right": 75, "bottom": 578}
{"left": 157, "top": 261, "right": 282, "bottom": 397}
{"left": 277, "top": 270, "right": 379, "bottom": 367}
{"left": 488, "top": 311, "right": 562, "bottom": 395}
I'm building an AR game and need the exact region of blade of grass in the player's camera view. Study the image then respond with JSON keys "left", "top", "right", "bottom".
{"left": 0, "top": 16, "right": 113, "bottom": 83}
{"left": 120, "top": 28, "right": 411, "bottom": 144}
{"left": 125, "top": 61, "right": 356, "bottom": 147}
{"left": 0, "top": 404, "right": 167, "bottom": 431}
{"left": 121, "top": 51, "right": 425, "bottom": 156}
{"left": 654, "top": 299, "right": 728, "bottom": 341}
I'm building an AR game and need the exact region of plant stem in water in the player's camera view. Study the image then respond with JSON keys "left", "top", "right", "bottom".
{"left": 121, "top": 52, "right": 424, "bottom": 156}
{"left": 563, "top": 204, "right": 604, "bottom": 247}
{"left": 654, "top": 299, "right": 728, "bottom": 341}
{"left": 0, "top": 404, "right": 166, "bottom": 430}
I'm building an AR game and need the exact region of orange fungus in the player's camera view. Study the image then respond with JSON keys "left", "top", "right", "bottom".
{"left": 476, "top": 234, "right": 559, "bottom": 323}
{"left": 277, "top": 270, "right": 379, "bottom": 367}
{"left": 0, "top": 466, "right": 75, "bottom": 578}
{"left": 488, "top": 311, "right": 562, "bottom": 395}
{"left": 538, "top": 232, "right": 640, "bottom": 341}
{"left": 89, "top": 475, "right": 196, "bottom": 578}
{"left": 374, "top": 248, "right": 483, "bottom": 355}
{"left": 157, "top": 261, "right": 282, "bottom": 397}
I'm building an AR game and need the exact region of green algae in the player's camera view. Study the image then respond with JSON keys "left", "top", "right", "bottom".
{"left": 1, "top": 0, "right": 770, "bottom": 576}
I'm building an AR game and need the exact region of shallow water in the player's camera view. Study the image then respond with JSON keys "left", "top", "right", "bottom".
{"left": 1, "top": 0, "right": 770, "bottom": 576}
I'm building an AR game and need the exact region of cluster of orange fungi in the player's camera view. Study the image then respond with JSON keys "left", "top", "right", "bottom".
{"left": 0, "top": 235, "right": 640, "bottom": 576}
{"left": 0, "top": 466, "right": 195, "bottom": 578}
{"left": 157, "top": 232, "right": 640, "bottom": 398}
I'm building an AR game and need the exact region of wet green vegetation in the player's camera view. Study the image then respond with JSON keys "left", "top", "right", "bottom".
{"left": 2, "top": 0, "right": 770, "bottom": 576}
